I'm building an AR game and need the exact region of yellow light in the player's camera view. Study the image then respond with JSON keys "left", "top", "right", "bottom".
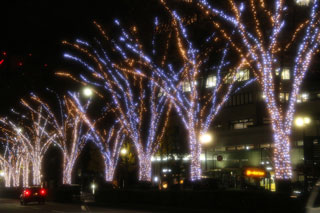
{"left": 295, "top": 116, "right": 311, "bottom": 127}
{"left": 120, "top": 148, "right": 127, "bottom": 155}
{"left": 304, "top": 117, "right": 311, "bottom": 124}
{"left": 295, "top": 117, "right": 304, "bottom": 127}
{"left": 83, "top": 87, "right": 93, "bottom": 97}
{"left": 245, "top": 169, "right": 265, "bottom": 177}
{"left": 162, "top": 183, "right": 168, "bottom": 189}
{"left": 180, "top": 179, "right": 184, "bottom": 184}
{"left": 200, "top": 133, "right": 212, "bottom": 145}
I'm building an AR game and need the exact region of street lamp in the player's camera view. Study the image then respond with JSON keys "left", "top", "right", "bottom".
{"left": 91, "top": 182, "right": 96, "bottom": 195}
{"left": 120, "top": 148, "right": 127, "bottom": 156}
{"left": 120, "top": 147, "right": 129, "bottom": 188}
{"left": 83, "top": 87, "right": 93, "bottom": 97}
{"left": 200, "top": 133, "right": 213, "bottom": 172}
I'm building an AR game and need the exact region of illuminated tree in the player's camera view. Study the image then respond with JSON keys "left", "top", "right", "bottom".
{"left": 13, "top": 100, "right": 56, "bottom": 186}
{"left": 29, "top": 92, "right": 91, "bottom": 185}
{"left": 59, "top": 25, "right": 172, "bottom": 181}
{"left": 0, "top": 133, "right": 30, "bottom": 187}
{"left": 100, "top": 8, "right": 253, "bottom": 180}
{"left": 69, "top": 95, "right": 125, "bottom": 182}
{"left": 195, "top": 0, "right": 320, "bottom": 179}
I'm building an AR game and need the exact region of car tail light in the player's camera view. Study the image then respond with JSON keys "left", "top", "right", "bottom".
{"left": 40, "top": 188, "right": 46, "bottom": 196}
{"left": 24, "top": 190, "right": 31, "bottom": 196}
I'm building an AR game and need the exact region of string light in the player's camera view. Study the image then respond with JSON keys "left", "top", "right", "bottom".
{"left": 62, "top": 22, "right": 172, "bottom": 182}
{"left": 196, "top": 0, "right": 320, "bottom": 179}
{"left": 108, "top": 3, "right": 253, "bottom": 181}
{"left": 70, "top": 94, "right": 125, "bottom": 182}
{"left": 29, "top": 91, "right": 91, "bottom": 185}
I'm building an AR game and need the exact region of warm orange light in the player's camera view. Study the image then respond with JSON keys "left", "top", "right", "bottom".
{"left": 162, "top": 183, "right": 168, "bottom": 189}
{"left": 245, "top": 169, "right": 265, "bottom": 177}
{"left": 180, "top": 180, "right": 184, "bottom": 184}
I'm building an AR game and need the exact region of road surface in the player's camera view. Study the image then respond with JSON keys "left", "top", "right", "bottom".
{"left": 0, "top": 198, "right": 152, "bottom": 213}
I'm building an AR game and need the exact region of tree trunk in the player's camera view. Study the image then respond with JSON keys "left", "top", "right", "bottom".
{"left": 4, "top": 167, "right": 11, "bottom": 187}
{"left": 272, "top": 127, "right": 293, "bottom": 180}
{"left": 32, "top": 158, "right": 41, "bottom": 186}
{"left": 189, "top": 132, "right": 202, "bottom": 181}
{"left": 12, "top": 166, "right": 20, "bottom": 187}
{"left": 104, "top": 161, "right": 116, "bottom": 182}
{"left": 138, "top": 154, "right": 152, "bottom": 182}
{"left": 62, "top": 158, "right": 74, "bottom": 185}
{"left": 23, "top": 160, "right": 29, "bottom": 187}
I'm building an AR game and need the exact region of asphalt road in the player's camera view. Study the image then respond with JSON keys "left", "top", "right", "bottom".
{"left": 0, "top": 198, "right": 152, "bottom": 213}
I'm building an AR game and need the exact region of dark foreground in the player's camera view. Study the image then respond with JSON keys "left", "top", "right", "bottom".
{"left": 0, "top": 198, "right": 152, "bottom": 213}
{"left": 0, "top": 187, "right": 307, "bottom": 213}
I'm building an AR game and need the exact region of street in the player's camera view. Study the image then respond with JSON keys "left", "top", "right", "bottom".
{"left": 0, "top": 199, "right": 152, "bottom": 213}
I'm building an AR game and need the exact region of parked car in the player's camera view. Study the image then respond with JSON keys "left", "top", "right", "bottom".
{"left": 306, "top": 180, "right": 320, "bottom": 213}
{"left": 20, "top": 186, "right": 47, "bottom": 205}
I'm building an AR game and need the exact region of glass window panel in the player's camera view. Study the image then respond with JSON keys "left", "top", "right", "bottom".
{"left": 206, "top": 75, "right": 217, "bottom": 88}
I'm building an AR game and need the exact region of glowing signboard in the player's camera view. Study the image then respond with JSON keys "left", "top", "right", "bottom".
{"left": 245, "top": 169, "right": 266, "bottom": 177}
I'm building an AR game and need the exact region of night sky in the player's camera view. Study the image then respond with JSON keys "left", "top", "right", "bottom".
{"left": 0, "top": 0, "right": 161, "bottom": 114}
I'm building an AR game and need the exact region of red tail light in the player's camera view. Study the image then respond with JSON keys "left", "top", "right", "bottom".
{"left": 40, "top": 188, "right": 46, "bottom": 196}
{"left": 24, "top": 190, "right": 31, "bottom": 196}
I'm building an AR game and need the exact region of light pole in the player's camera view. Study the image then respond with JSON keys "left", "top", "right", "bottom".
{"left": 120, "top": 147, "right": 128, "bottom": 188}
{"left": 200, "top": 133, "right": 213, "bottom": 172}
{"left": 295, "top": 116, "right": 311, "bottom": 191}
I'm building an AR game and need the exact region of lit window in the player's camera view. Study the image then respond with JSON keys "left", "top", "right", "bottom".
{"left": 237, "top": 145, "right": 245, "bottom": 150}
{"left": 297, "top": 93, "right": 309, "bottom": 103}
{"left": 263, "top": 117, "right": 271, "bottom": 124}
{"left": 236, "top": 69, "right": 250, "bottom": 81}
{"left": 182, "top": 81, "right": 191, "bottom": 92}
{"left": 245, "top": 145, "right": 254, "bottom": 150}
{"left": 297, "top": 140, "right": 304, "bottom": 146}
{"left": 226, "top": 146, "right": 236, "bottom": 151}
{"left": 279, "top": 92, "right": 289, "bottom": 103}
{"left": 231, "top": 119, "right": 254, "bottom": 129}
{"left": 281, "top": 68, "right": 290, "bottom": 80}
{"left": 158, "top": 89, "right": 166, "bottom": 97}
{"left": 296, "top": 0, "right": 311, "bottom": 6}
{"left": 215, "top": 147, "right": 226, "bottom": 151}
{"left": 260, "top": 144, "right": 271, "bottom": 148}
{"left": 182, "top": 81, "right": 197, "bottom": 92}
{"left": 225, "top": 69, "right": 250, "bottom": 83}
{"left": 206, "top": 75, "right": 217, "bottom": 88}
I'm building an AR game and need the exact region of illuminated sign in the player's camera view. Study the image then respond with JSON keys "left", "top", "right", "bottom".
{"left": 0, "top": 59, "right": 3, "bottom": 65}
{"left": 245, "top": 169, "right": 266, "bottom": 177}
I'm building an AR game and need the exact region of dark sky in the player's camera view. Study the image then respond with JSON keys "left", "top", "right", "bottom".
{"left": 0, "top": 0, "right": 160, "bottom": 114}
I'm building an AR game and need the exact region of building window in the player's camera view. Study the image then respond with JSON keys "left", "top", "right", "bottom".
{"left": 281, "top": 68, "right": 290, "bottom": 80}
{"left": 260, "top": 144, "right": 271, "bottom": 148}
{"left": 263, "top": 117, "right": 272, "bottom": 124}
{"left": 296, "top": 0, "right": 311, "bottom": 6}
{"left": 237, "top": 145, "right": 245, "bottom": 150}
{"left": 182, "top": 81, "right": 191, "bottom": 92}
{"left": 226, "top": 146, "right": 236, "bottom": 151}
{"left": 158, "top": 88, "right": 166, "bottom": 97}
{"left": 236, "top": 69, "right": 250, "bottom": 81}
{"left": 279, "top": 92, "right": 289, "bottom": 103}
{"left": 215, "top": 147, "right": 226, "bottom": 151}
{"left": 228, "top": 93, "right": 253, "bottom": 106}
{"left": 245, "top": 145, "right": 254, "bottom": 150}
{"left": 231, "top": 118, "right": 254, "bottom": 129}
{"left": 297, "top": 93, "right": 309, "bottom": 103}
{"left": 206, "top": 75, "right": 217, "bottom": 88}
